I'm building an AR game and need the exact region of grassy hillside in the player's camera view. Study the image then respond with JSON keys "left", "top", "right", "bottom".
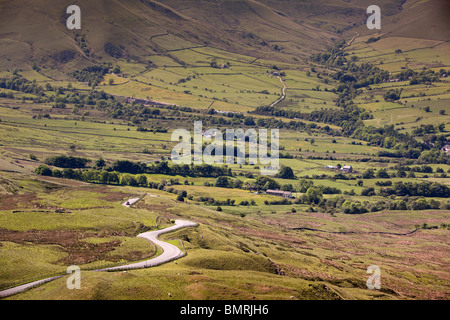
{"left": 0, "top": 0, "right": 334, "bottom": 75}
{"left": 353, "top": 0, "right": 450, "bottom": 40}
{"left": 0, "top": 0, "right": 449, "bottom": 302}
{"left": 3, "top": 0, "right": 448, "bottom": 75}
{"left": 0, "top": 174, "right": 448, "bottom": 300}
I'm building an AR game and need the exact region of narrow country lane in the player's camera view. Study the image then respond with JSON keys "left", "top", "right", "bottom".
{"left": 0, "top": 207, "right": 197, "bottom": 299}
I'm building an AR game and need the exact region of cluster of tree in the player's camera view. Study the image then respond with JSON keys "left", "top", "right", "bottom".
{"left": 378, "top": 181, "right": 449, "bottom": 198}
{"left": 171, "top": 163, "right": 232, "bottom": 177}
{"left": 111, "top": 160, "right": 147, "bottom": 174}
{"left": 296, "top": 178, "right": 341, "bottom": 194}
{"left": 162, "top": 186, "right": 188, "bottom": 201}
{"left": 35, "top": 160, "right": 332, "bottom": 197}
{"left": 35, "top": 165, "right": 119, "bottom": 183}
{"left": 354, "top": 124, "right": 423, "bottom": 151}
{"left": 165, "top": 105, "right": 201, "bottom": 114}
{"left": 34, "top": 164, "right": 190, "bottom": 201}
{"left": 356, "top": 166, "right": 449, "bottom": 182}
{"left": 0, "top": 75, "right": 234, "bottom": 131}
{"left": 307, "top": 41, "right": 450, "bottom": 160}
{"left": 0, "top": 76, "right": 45, "bottom": 96}
{"left": 193, "top": 196, "right": 232, "bottom": 206}
{"left": 378, "top": 148, "right": 448, "bottom": 165}
{"left": 310, "top": 40, "right": 347, "bottom": 66}
{"left": 435, "top": 223, "right": 450, "bottom": 230}
{"left": 211, "top": 198, "right": 237, "bottom": 206}
{"left": 136, "top": 126, "right": 167, "bottom": 133}
{"left": 395, "top": 164, "right": 434, "bottom": 173}
{"left": 246, "top": 176, "right": 280, "bottom": 191}
{"left": 366, "top": 198, "right": 445, "bottom": 212}
{"left": 3, "top": 77, "right": 126, "bottom": 114}
{"left": 396, "top": 68, "right": 442, "bottom": 85}
{"left": 214, "top": 176, "right": 243, "bottom": 188}
{"left": 340, "top": 200, "right": 369, "bottom": 214}
{"left": 73, "top": 33, "right": 92, "bottom": 57}
{"left": 375, "top": 180, "right": 393, "bottom": 187}
{"left": 413, "top": 124, "right": 446, "bottom": 137}
{"left": 237, "top": 199, "right": 257, "bottom": 206}
{"left": 0, "top": 67, "right": 125, "bottom": 117}
{"left": 45, "top": 155, "right": 91, "bottom": 168}
{"left": 320, "top": 186, "right": 342, "bottom": 194}
{"left": 277, "top": 166, "right": 295, "bottom": 179}
{"left": 378, "top": 149, "right": 423, "bottom": 160}
{"left": 366, "top": 37, "right": 380, "bottom": 43}
{"left": 311, "top": 40, "right": 390, "bottom": 88}
{"left": 334, "top": 63, "right": 390, "bottom": 90}
{"left": 204, "top": 171, "right": 341, "bottom": 195}
{"left": 253, "top": 105, "right": 363, "bottom": 136}
{"left": 72, "top": 65, "right": 109, "bottom": 86}
{"left": 110, "top": 160, "right": 233, "bottom": 178}
{"left": 340, "top": 198, "right": 407, "bottom": 214}
{"left": 253, "top": 115, "right": 342, "bottom": 136}
{"left": 301, "top": 193, "right": 447, "bottom": 214}
{"left": 51, "top": 90, "right": 117, "bottom": 110}
{"left": 264, "top": 198, "right": 293, "bottom": 206}
{"left": 384, "top": 89, "right": 402, "bottom": 101}
{"left": 417, "top": 149, "right": 449, "bottom": 165}
{"left": 108, "top": 175, "right": 189, "bottom": 201}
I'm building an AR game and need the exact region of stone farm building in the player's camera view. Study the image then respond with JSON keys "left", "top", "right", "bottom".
{"left": 266, "top": 189, "right": 293, "bottom": 198}
{"left": 340, "top": 165, "right": 353, "bottom": 173}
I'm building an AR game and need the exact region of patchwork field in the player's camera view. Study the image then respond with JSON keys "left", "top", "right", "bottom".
{"left": 0, "top": 0, "right": 449, "bottom": 302}
{"left": 0, "top": 88, "right": 449, "bottom": 299}
{"left": 0, "top": 172, "right": 448, "bottom": 300}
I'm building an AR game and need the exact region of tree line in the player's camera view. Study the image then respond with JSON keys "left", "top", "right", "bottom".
{"left": 308, "top": 41, "right": 449, "bottom": 160}
{"left": 36, "top": 157, "right": 233, "bottom": 179}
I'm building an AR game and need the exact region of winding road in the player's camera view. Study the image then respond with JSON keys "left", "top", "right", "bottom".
{"left": 95, "top": 219, "right": 197, "bottom": 272}
{"left": 270, "top": 76, "right": 287, "bottom": 107}
{"left": 0, "top": 199, "right": 197, "bottom": 298}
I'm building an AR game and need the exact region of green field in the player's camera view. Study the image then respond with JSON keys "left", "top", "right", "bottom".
{"left": 0, "top": 0, "right": 449, "bottom": 301}
{"left": 1, "top": 173, "right": 448, "bottom": 300}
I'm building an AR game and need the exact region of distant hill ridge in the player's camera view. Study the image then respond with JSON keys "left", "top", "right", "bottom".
{"left": 0, "top": 0, "right": 448, "bottom": 74}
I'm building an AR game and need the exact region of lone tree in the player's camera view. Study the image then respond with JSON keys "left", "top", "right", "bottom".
{"left": 306, "top": 187, "right": 323, "bottom": 204}
{"left": 278, "top": 166, "right": 295, "bottom": 179}
{"left": 384, "top": 89, "right": 402, "bottom": 101}
{"left": 215, "top": 176, "right": 230, "bottom": 188}
{"left": 255, "top": 176, "right": 280, "bottom": 191}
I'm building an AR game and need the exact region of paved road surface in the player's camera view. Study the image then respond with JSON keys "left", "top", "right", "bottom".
{"left": 95, "top": 220, "right": 197, "bottom": 271}
{"left": 0, "top": 218, "right": 197, "bottom": 298}
{"left": 0, "top": 276, "right": 64, "bottom": 299}
{"left": 270, "top": 76, "right": 287, "bottom": 107}
{"left": 122, "top": 198, "right": 140, "bottom": 208}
